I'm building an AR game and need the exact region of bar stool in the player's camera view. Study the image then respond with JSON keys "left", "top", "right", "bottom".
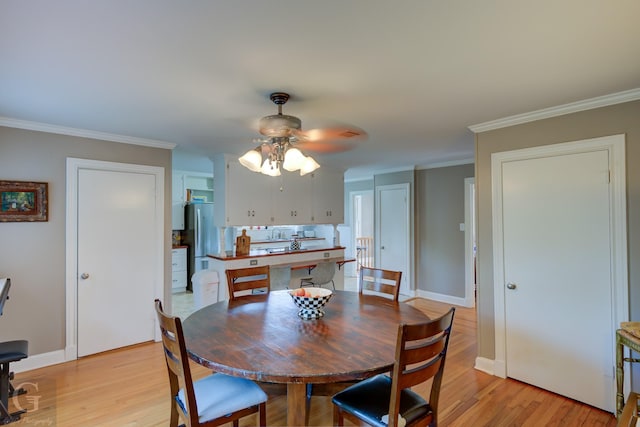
{"left": 0, "top": 278, "right": 29, "bottom": 424}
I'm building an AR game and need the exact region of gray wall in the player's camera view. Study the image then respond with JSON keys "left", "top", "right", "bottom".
{"left": 416, "top": 164, "right": 474, "bottom": 296}
{"left": 0, "top": 126, "right": 172, "bottom": 355}
{"left": 345, "top": 166, "right": 470, "bottom": 298}
{"left": 475, "top": 99, "right": 640, "bottom": 383}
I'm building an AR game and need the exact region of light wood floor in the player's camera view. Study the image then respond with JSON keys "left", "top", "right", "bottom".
{"left": 9, "top": 298, "right": 616, "bottom": 426}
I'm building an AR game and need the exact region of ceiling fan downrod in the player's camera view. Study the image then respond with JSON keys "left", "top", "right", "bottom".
{"left": 270, "top": 92, "right": 289, "bottom": 115}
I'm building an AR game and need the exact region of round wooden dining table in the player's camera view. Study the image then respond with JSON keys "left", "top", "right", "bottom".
{"left": 182, "top": 290, "right": 430, "bottom": 426}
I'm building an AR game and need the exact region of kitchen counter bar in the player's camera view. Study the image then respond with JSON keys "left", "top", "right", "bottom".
{"left": 207, "top": 246, "right": 347, "bottom": 300}
{"left": 208, "top": 245, "right": 345, "bottom": 261}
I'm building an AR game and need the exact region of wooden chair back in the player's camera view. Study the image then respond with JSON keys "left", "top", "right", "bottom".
{"left": 226, "top": 266, "right": 270, "bottom": 300}
{"left": 358, "top": 267, "right": 402, "bottom": 301}
{"left": 390, "top": 307, "right": 456, "bottom": 426}
{"left": 155, "top": 299, "right": 267, "bottom": 426}
{"left": 154, "top": 299, "right": 199, "bottom": 426}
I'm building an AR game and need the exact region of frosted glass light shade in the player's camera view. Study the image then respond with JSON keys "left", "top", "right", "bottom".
{"left": 261, "top": 159, "right": 281, "bottom": 176}
{"left": 239, "top": 149, "right": 262, "bottom": 172}
{"left": 299, "top": 156, "right": 320, "bottom": 176}
{"left": 283, "top": 148, "right": 306, "bottom": 171}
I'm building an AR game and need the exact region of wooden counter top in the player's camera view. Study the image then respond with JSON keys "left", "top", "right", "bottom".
{"left": 207, "top": 246, "right": 345, "bottom": 261}
{"left": 249, "top": 237, "right": 325, "bottom": 245}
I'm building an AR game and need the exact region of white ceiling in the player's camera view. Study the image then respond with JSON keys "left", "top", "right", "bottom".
{"left": 2, "top": 1, "right": 640, "bottom": 179}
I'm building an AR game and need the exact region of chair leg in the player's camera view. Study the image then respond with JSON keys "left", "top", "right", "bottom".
{"left": 258, "top": 402, "right": 267, "bottom": 426}
{"left": 333, "top": 405, "right": 344, "bottom": 426}
{"left": 0, "top": 362, "right": 25, "bottom": 424}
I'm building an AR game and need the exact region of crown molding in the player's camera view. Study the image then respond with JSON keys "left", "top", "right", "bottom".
{"left": 416, "top": 158, "right": 475, "bottom": 170}
{"left": 468, "top": 88, "right": 640, "bottom": 133}
{"left": 0, "top": 116, "right": 176, "bottom": 149}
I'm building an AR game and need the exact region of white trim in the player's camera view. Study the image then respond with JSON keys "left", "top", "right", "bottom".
{"left": 469, "top": 88, "right": 640, "bottom": 133}
{"left": 490, "top": 135, "right": 628, "bottom": 396}
{"left": 416, "top": 158, "right": 475, "bottom": 170}
{"left": 65, "top": 158, "right": 165, "bottom": 362}
{"left": 464, "top": 177, "right": 476, "bottom": 308}
{"left": 474, "top": 357, "right": 496, "bottom": 376}
{"left": 11, "top": 350, "right": 67, "bottom": 374}
{"left": 417, "top": 289, "right": 467, "bottom": 307}
{"left": 0, "top": 116, "right": 176, "bottom": 149}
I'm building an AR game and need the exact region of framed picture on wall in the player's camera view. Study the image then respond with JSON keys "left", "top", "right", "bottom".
{"left": 0, "top": 180, "right": 48, "bottom": 222}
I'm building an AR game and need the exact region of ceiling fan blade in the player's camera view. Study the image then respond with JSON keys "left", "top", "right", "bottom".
{"left": 293, "top": 127, "right": 367, "bottom": 143}
{"left": 293, "top": 139, "right": 360, "bottom": 154}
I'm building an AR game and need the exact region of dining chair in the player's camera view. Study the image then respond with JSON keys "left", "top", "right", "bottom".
{"left": 358, "top": 267, "right": 402, "bottom": 301}
{"left": 332, "top": 307, "right": 455, "bottom": 427}
{"left": 154, "top": 299, "right": 267, "bottom": 427}
{"left": 299, "top": 261, "right": 336, "bottom": 290}
{"left": 0, "top": 278, "right": 29, "bottom": 425}
{"left": 225, "top": 265, "right": 270, "bottom": 301}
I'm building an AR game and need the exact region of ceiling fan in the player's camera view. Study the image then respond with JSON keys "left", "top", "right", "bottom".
{"left": 239, "top": 92, "right": 367, "bottom": 176}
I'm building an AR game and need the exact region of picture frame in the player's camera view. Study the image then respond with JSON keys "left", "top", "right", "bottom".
{"left": 0, "top": 180, "right": 48, "bottom": 222}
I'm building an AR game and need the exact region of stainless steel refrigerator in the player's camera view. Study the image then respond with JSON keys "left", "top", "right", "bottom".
{"left": 183, "top": 203, "right": 217, "bottom": 291}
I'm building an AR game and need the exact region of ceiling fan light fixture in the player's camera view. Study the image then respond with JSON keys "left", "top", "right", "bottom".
{"left": 299, "top": 156, "right": 320, "bottom": 176}
{"left": 282, "top": 147, "right": 306, "bottom": 171}
{"left": 261, "top": 158, "right": 281, "bottom": 177}
{"left": 239, "top": 148, "right": 263, "bottom": 172}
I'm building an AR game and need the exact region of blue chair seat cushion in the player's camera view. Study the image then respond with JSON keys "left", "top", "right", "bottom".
{"left": 0, "top": 340, "right": 28, "bottom": 364}
{"left": 177, "top": 373, "right": 267, "bottom": 423}
{"left": 332, "top": 374, "right": 432, "bottom": 427}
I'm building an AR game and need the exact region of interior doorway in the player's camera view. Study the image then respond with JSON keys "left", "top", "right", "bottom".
{"left": 464, "top": 177, "right": 476, "bottom": 308}
{"left": 376, "top": 183, "right": 411, "bottom": 296}
{"left": 66, "top": 158, "right": 165, "bottom": 359}
{"left": 349, "top": 190, "right": 373, "bottom": 278}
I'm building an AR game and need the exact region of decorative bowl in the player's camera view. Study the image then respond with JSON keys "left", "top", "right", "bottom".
{"left": 289, "top": 287, "right": 333, "bottom": 320}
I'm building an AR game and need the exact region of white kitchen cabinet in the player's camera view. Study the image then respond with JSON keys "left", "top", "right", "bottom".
{"left": 213, "top": 154, "right": 344, "bottom": 226}
{"left": 311, "top": 169, "right": 344, "bottom": 224}
{"left": 171, "top": 247, "right": 188, "bottom": 293}
{"left": 214, "top": 156, "right": 273, "bottom": 226}
{"left": 272, "top": 173, "right": 312, "bottom": 224}
{"left": 172, "top": 170, "right": 214, "bottom": 230}
{"left": 171, "top": 173, "right": 186, "bottom": 230}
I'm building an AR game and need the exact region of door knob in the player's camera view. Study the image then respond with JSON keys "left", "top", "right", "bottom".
{"left": 81, "top": 273, "right": 90, "bottom": 280}
{"left": 506, "top": 282, "right": 516, "bottom": 290}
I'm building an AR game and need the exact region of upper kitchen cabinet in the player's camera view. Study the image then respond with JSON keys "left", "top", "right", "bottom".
{"left": 272, "top": 173, "right": 312, "bottom": 224}
{"left": 214, "top": 155, "right": 273, "bottom": 226}
{"left": 172, "top": 170, "right": 214, "bottom": 230}
{"left": 311, "top": 168, "right": 344, "bottom": 224}
{"left": 213, "top": 154, "right": 344, "bottom": 226}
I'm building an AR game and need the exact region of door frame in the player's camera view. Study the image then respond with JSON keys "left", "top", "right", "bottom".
{"left": 464, "top": 177, "right": 476, "bottom": 308}
{"left": 375, "top": 183, "right": 412, "bottom": 295}
{"left": 490, "top": 135, "right": 628, "bottom": 383}
{"left": 65, "top": 158, "right": 165, "bottom": 361}
{"left": 349, "top": 189, "right": 374, "bottom": 277}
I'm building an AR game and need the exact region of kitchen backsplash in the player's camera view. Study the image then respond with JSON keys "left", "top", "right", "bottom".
{"left": 233, "top": 225, "right": 332, "bottom": 243}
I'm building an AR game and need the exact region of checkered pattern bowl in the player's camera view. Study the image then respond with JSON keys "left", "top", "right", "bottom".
{"left": 289, "top": 287, "right": 333, "bottom": 320}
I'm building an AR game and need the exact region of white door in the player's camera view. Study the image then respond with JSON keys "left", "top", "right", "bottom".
{"left": 76, "top": 167, "right": 159, "bottom": 357}
{"left": 501, "top": 149, "right": 614, "bottom": 411}
{"left": 376, "top": 184, "right": 410, "bottom": 295}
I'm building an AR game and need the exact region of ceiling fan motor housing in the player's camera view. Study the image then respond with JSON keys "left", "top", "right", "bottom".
{"left": 259, "top": 114, "right": 301, "bottom": 137}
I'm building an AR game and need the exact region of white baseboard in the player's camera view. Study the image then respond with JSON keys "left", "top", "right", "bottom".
{"left": 11, "top": 349, "right": 69, "bottom": 374}
{"left": 474, "top": 357, "right": 495, "bottom": 375}
{"left": 418, "top": 289, "right": 468, "bottom": 307}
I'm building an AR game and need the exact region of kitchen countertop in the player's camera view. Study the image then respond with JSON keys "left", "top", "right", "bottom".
{"left": 207, "top": 246, "right": 345, "bottom": 261}
{"left": 248, "top": 237, "right": 325, "bottom": 245}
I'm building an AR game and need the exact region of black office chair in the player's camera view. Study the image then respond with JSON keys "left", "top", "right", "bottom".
{"left": 0, "top": 278, "right": 29, "bottom": 424}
